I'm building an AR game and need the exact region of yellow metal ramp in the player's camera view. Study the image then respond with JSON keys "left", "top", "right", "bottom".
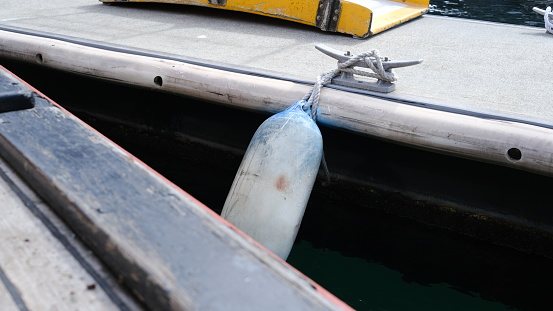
{"left": 99, "top": 0, "right": 429, "bottom": 38}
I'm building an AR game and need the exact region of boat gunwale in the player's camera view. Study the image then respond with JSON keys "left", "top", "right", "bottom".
{"left": 0, "top": 64, "right": 353, "bottom": 311}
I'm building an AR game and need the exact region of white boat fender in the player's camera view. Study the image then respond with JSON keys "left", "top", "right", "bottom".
{"left": 221, "top": 100, "right": 323, "bottom": 260}
{"left": 221, "top": 45, "right": 414, "bottom": 260}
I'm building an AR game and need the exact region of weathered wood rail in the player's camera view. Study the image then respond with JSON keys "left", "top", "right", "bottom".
{"left": 0, "top": 66, "right": 350, "bottom": 310}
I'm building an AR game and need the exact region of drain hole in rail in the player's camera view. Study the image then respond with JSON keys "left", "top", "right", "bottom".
{"left": 35, "top": 54, "right": 43, "bottom": 64}
{"left": 507, "top": 148, "right": 522, "bottom": 161}
{"left": 154, "top": 76, "right": 163, "bottom": 87}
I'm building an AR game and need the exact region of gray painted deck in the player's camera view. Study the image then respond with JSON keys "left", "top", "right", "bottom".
{"left": 1, "top": 0, "right": 551, "bottom": 121}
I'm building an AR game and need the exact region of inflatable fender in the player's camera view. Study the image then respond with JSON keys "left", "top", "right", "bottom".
{"left": 221, "top": 100, "right": 323, "bottom": 260}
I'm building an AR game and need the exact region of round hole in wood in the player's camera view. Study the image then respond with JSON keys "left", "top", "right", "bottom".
{"left": 507, "top": 148, "right": 522, "bottom": 161}
{"left": 154, "top": 76, "right": 163, "bottom": 87}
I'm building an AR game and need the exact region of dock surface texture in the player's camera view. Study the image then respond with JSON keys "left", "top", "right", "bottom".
{"left": 1, "top": 0, "right": 551, "bottom": 121}
{"left": 0, "top": 66, "right": 349, "bottom": 310}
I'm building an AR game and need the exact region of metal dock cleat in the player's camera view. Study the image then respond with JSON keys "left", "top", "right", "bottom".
{"left": 533, "top": 7, "right": 553, "bottom": 34}
{"left": 316, "top": 44, "right": 422, "bottom": 93}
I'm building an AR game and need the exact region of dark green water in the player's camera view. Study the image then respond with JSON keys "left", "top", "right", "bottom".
{"left": 428, "top": 0, "right": 551, "bottom": 27}
{"left": 286, "top": 169, "right": 552, "bottom": 311}
{"left": 287, "top": 198, "right": 552, "bottom": 311}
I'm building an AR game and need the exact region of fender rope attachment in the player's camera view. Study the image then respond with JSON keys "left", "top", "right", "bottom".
{"left": 301, "top": 49, "right": 395, "bottom": 121}
{"left": 301, "top": 47, "right": 397, "bottom": 187}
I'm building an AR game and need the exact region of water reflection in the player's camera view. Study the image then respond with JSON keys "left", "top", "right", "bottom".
{"left": 429, "top": 0, "right": 552, "bottom": 27}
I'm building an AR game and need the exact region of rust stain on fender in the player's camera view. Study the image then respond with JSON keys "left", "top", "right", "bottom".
{"left": 275, "top": 174, "right": 288, "bottom": 192}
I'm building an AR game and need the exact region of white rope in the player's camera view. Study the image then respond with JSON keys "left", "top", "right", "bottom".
{"left": 339, "top": 50, "right": 397, "bottom": 83}
{"left": 302, "top": 49, "right": 396, "bottom": 121}
{"left": 301, "top": 49, "right": 395, "bottom": 186}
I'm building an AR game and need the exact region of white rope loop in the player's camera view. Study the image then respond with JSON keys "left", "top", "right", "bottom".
{"left": 338, "top": 50, "right": 397, "bottom": 83}
{"left": 302, "top": 50, "right": 397, "bottom": 186}
{"left": 300, "top": 48, "right": 397, "bottom": 187}
{"left": 302, "top": 69, "right": 339, "bottom": 120}
{"left": 302, "top": 49, "right": 395, "bottom": 121}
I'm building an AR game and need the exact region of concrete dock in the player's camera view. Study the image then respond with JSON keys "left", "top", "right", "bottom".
{"left": 1, "top": 0, "right": 551, "bottom": 121}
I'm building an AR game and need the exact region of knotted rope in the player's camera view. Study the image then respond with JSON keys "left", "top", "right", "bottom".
{"left": 302, "top": 49, "right": 396, "bottom": 121}
{"left": 301, "top": 49, "right": 396, "bottom": 186}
